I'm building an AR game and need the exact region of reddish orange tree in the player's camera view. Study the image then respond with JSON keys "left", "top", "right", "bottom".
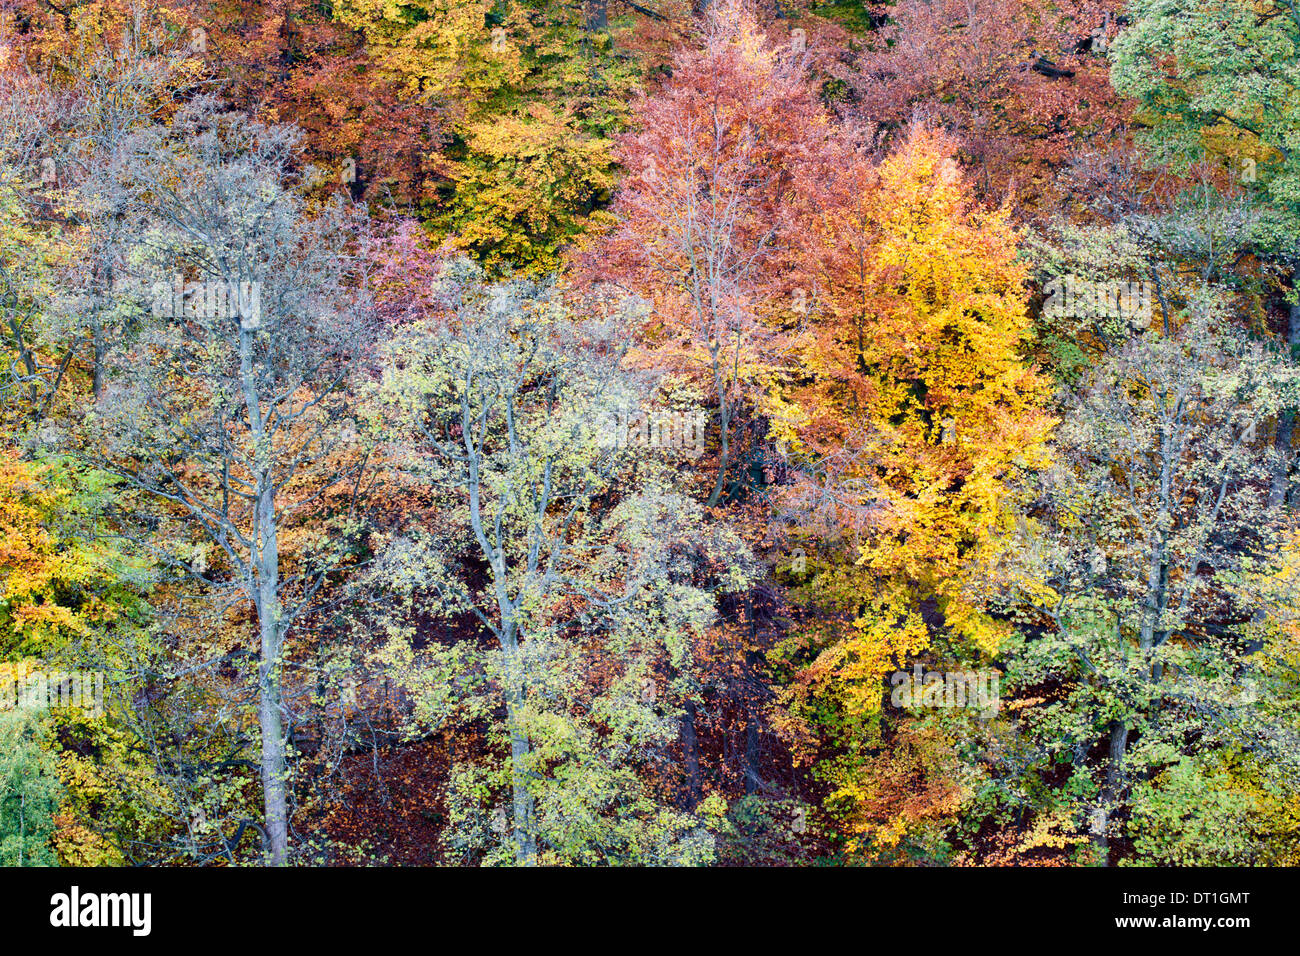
{"left": 593, "top": 0, "right": 832, "bottom": 507}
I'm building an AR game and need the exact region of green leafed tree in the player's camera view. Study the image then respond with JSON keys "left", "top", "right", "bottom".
{"left": 0, "top": 708, "right": 61, "bottom": 867}
{"left": 970, "top": 302, "right": 1300, "bottom": 864}
{"left": 366, "top": 258, "right": 753, "bottom": 864}
{"left": 1111, "top": 0, "right": 1300, "bottom": 509}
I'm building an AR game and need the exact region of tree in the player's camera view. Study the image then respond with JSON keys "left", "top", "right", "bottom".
{"left": 84, "top": 98, "right": 375, "bottom": 864}
{"left": 0, "top": 453, "right": 148, "bottom": 658}
{"left": 599, "top": 0, "right": 830, "bottom": 506}
{"left": 847, "top": 0, "right": 1129, "bottom": 211}
{"left": 0, "top": 453, "right": 158, "bottom": 866}
{"left": 0, "top": 706, "right": 61, "bottom": 866}
{"left": 776, "top": 126, "right": 1050, "bottom": 749}
{"left": 0, "top": 168, "right": 71, "bottom": 430}
{"left": 334, "top": 0, "right": 638, "bottom": 270}
{"left": 971, "top": 305, "right": 1300, "bottom": 863}
{"left": 367, "top": 257, "right": 754, "bottom": 864}
{"left": 1111, "top": 0, "right": 1300, "bottom": 231}
{"left": 1111, "top": 0, "right": 1300, "bottom": 509}
{"left": 0, "top": 38, "right": 79, "bottom": 430}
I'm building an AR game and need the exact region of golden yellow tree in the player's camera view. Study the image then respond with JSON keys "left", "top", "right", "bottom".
{"left": 773, "top": 129, "right": 1052, "bottom": 837}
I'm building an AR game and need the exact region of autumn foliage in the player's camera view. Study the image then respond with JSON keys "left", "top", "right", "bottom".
{"left": 1, "top": 0, "right": 1298, "bottom": 871}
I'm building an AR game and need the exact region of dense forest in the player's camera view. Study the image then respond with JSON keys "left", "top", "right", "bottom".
{"left": 1, "top": 0, "right": 1298, "bottom": 869}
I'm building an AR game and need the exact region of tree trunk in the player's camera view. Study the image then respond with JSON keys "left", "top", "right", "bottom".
{"left": 1268, "top": 288, "right": 1300, "bottom": 512}
{"left": 743, "top": 599, "right": 764, "bottom": 795}
{"left": 743, "top": 714, "right": 761, "bottom": 795}
{"left": 502, "top": 639, "right": 537, "bottom": 865}
{"left": 1092, "top": 718, "right": 1129, "bottom": 866}
{"left": 241, "top": 324, "right": 290, "bottom": 866}
{"left": 10, "top": 318, "right": 41, "bottom": 415}
{"left": 507, "top": 705, "right": 537, "bottom": 864}
{"left": 92, "top": 320, "right": 105, "bottom": 402}
{"left": 254, "top": 476, "right": 289, "bottom": 866}
{"left": 256, "top": 579, "right": 289, "bottom": 866}
{"left": 680, "top": 698, "right": 702, "bottom": 806}
{"left": 706, "top": 354, "right": 729, "bottom": 507}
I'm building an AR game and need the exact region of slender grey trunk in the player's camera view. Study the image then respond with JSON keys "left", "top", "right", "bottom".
{"left": 8, "top": 317, "right": 41, "bottom": 413}
{"left": 256, "top": 545, "right": 289, "bottom": 866}
{"left": 1097, "top": 427, "right": 1169, "bottom": 865}
{"left": 501, "top": 635, "right": 537, "bottom": 864}
{"left": 1093, "top": 718, "right": 1130, "bottom": 866}
{"left": 92, "top": 262, "right": 114, "bottom": 403}
{"left": 465, "top": 405, "right": 537, "bottom": 865}
{"left": 1268, "top": 289, "right": 1300, "bottom": 512}
{"left": 240, "top": 323, "right": 290, "bottom": 866}
{"left": 743, "top": 716, "right": 761, "bottom": 795}
{"left": 743, "top": 599, "right": 763, "bottom": 794}
{"left": 92, "top": 319, "right": 106, "bottom": 401}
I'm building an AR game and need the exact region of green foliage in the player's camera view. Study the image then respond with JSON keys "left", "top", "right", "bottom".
{"left": 1111, "top": 0, "right": 1300, "bottom": 257}
{"left": 367, "top": 259, "right": 756, "bottom": 864}
{"left": 963, "top": 309, "right": 1300, "bottom": 860}
{"left": 0, "top": 708, "right": 61, "bottom": 866}
{"left": 1127, "top": 757, "right": 1256, "bottom": 866}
